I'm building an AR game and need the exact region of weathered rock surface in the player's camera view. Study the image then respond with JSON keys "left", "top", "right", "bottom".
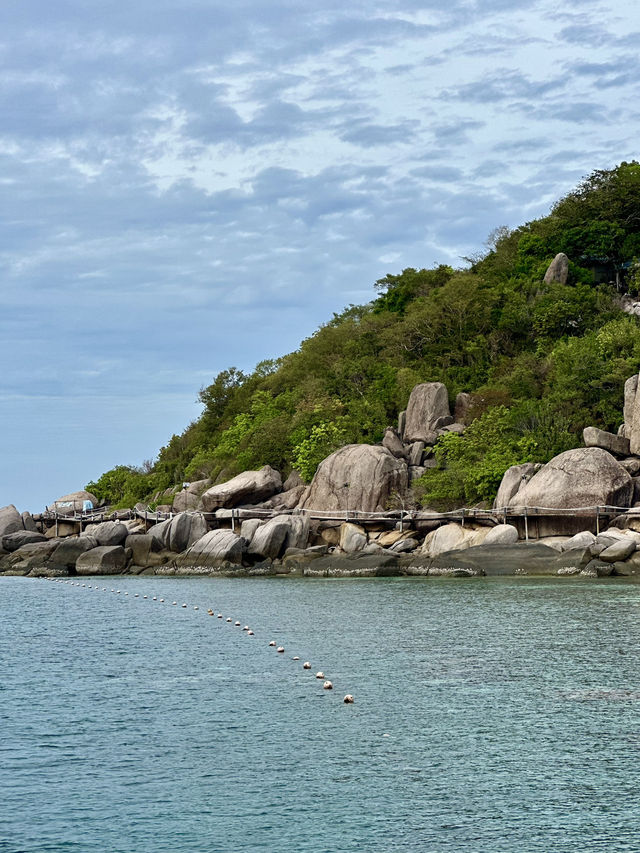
{"left": 300, "top": 444, "right": 408, "bottom": 513}
{"left": 124, "top": 533, "right": 165, "bottom": 568}
{"left": 172, "top": 479, "right": 211, "bottom": 512}
{"left": 247, "top": 517, "right": 290, "bottom": 560}
{"left": 0, "top": 540, "right": 60, "bottom": 572}
{"left": 22, "top": 511, "right": 38, "bottom": 532}
{"left": 49, "top": 536, "right": 98, "bottom": 570}
{"left": 403, "top": 383, "right": 451, "bottom": 443}
{"left": 408, "top": 442, "right": 425, "bottom": 467}
{"left": 598, "top": 539, "right": 636, "bottom": 562}
{"left": 543, "top": 252, "right": 570, "bottom": 285}
{"left": 454, "top": 392, "right": 472, "bottom": 424}
{"left": 240, "top": 518, "right": 262, "bottom": 543}
{"left": 166, "top": 512, "right": 208, "bottom": 553}
{"left": 47, "top": 490, "right": 98, "bottom": 515}
{"left": 339, "top": 522, "right": 367, "bottom": 553}
{"left": 509, "top": 448, "right": 632, "bottom": 510}
{"left": 178, "top": 530, "right": 245, "bottom": 567}
{"left": 421, "top": 523, "right": 476, "bottom": 557}
{"left": 0, "top": 505, "right": 24, "bottom": 538}
{"left": 83, "top": 521, "right": 129, "bottom": 547}
{"left": 583, "top": 426, "right": 630, "bottom": 457}
{"left": 560, "top": 531, "right": 596, "bottom": 552}
{"left": 622, "top": 373, "right": 639, "bottom": 440}
{"left": 201, "top": 466, "right": 282, "bottom": 511}
{"left": 620, "top": 458, "right": 640, "bottom": 476}
{"left": 483, "top": 524, "right": 519, "bottom": 545}
{"left": 629, "top": 373, "right": 640, "bottom": 455}
{"left": 429, "top": 543, "right": 561, "bottom": 576}
{"left": 382, "top": 427, "right": 406, "bottom": 459}
{"left": 2, "top": 530, "right": 47, "bottom": 552}
{"left": 76, "top": 546, "right": 127, "bottom": 574}
{"left": 494, "top": 463, "right": 541, "bottom": 509}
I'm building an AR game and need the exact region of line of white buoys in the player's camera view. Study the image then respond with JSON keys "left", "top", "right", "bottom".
{"left": 58, "top": 578, "right": 354, "bottom": 705}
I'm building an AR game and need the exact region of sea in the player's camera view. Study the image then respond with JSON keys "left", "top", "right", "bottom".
{"left": 1, "top": 574, "right": 639, "bottom": 853}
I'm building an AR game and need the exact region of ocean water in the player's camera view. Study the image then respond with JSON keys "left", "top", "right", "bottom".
{"left": 1, "top": 575, "right": 639, "bottom": 853}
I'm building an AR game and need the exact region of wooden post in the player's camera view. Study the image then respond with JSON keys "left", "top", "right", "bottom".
{"left": 524, "top": 507, "right": 529, "bottom": 542}
{"left": 461, "top": 507, "right": 465, "bottom": 528}
{"left": 231, "top": 509, "right": 235, "bottom": 533}
{"left": 596, "top": 506, "right": 600, "bottom": 536}
{"left": 55, "top": 511, "right": 58, "bottom": 538}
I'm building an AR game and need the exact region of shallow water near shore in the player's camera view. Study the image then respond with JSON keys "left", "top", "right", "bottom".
{"left": 1, "top": 575, "right": 639, "bottom": 853}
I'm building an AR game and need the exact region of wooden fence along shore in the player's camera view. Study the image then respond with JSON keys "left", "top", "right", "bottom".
{"left": 34, "top": 503, "right": 640, "bottom": 541}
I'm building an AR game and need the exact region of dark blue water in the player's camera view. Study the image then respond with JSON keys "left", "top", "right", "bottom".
{"left": 1, "top": 576, "right": 639, "bottom": 853}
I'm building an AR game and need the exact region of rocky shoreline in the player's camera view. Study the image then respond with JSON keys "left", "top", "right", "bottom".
{"left": 4, "top": 369, "right": 640, "bottom": 581}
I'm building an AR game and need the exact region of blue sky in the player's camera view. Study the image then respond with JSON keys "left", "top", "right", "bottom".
{"left": 1, "top": 0, "right": 639, "bottom": 512}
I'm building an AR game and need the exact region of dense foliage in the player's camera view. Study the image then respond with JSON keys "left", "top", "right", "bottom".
{"left": 88, "top": 162, "right": 640, "bottom": 509}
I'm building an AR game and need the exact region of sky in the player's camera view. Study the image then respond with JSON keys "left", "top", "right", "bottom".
{"left": 1, "top": 0, "right": 639, "bottom": 513}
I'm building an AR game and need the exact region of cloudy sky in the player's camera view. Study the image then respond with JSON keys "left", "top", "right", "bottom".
{"left": 1, "top": 0, "right": 639, "bottom": 512}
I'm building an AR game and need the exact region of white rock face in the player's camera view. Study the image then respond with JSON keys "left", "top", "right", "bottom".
{"left": 560, "top": 531, "right": 596, "bottom": 552}
{"left": 543, "top": 252, "right": 570, "bottom": 285}
{"left": 483, "top": 524, "right": 519, "bottom": 545}
{"left": 421, "top": 523, "right": 476, "bottom": 557}
{"left": 300, "top": 444, "right": 408, "bottom": 513}
{"left": 583, "top": 426, "right": 630, "bottom": 457}
{"left": 339, "top": 522, "right": 367, "bottom": 553}
{"left": 201, "top": 466, "right": 282, "bottom": 511}
{"left": 403, "top": 383, "right": 451, "bottom": 443}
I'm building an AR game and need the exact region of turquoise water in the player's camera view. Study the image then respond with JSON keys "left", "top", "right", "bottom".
{"left": 1, "top": 575, "right": 639, "bottom": 853}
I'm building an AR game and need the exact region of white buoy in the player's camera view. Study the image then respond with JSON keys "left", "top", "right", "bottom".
{"left": 248, "top": 630, "right": 254, "bottom": 636}
{"left": 159, "top": 598, "right": 164, "bottom": 602}
{"left": 143, "top": 595, "right": 148, "bottom": 599}
{"left": 172, "top": 602, "right": 177, "bottom": 606}
{"left": 277, "top": 646, "right": 285, "bottom": 653}
{"left": 134, "top": 593, "right": 139, "bottom": 598}
{"left": 269, "top": 641, "right": 276, "bottom": 647}
{"left": 153, "top": 597, "right": 157, "bottom": 601}
{"left": 194, "top": 606, "right": 199, "bottom": 610}
{"left": 217, "top": 614, "right": 222, "bottom": 618}
{"left": 226, "top": 617, "right": 232, "bottom": 623}
{"left": 235, "top": 621, "right": 241, "bottom": 626}
{"left": 181, "top": 603, "right": 187, "bottom": 608}
{"left": 293, "top": 656, "right": 300, "bottom": 661}
{"left": 242, "top": 625, "right": 249, "bottom": 631}
{"left": 343, "top": 694, "right": 354, "bottom": 703}
{"left": 303, "top": 662, "right": 311, "bottom": 669}
{"left": 323, "top": 681, "right": 333, "bottom": 690}
{"left": 315, "top": 672, "right": 324, "bottom": 679}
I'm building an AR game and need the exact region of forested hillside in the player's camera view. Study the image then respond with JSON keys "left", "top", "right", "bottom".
{"left": 88, "top": 162, "right": 640, "bottom": 510}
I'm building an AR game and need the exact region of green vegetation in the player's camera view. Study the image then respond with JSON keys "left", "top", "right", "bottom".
{"left": 88, "top": 162, "right": 640, "bottom": 509}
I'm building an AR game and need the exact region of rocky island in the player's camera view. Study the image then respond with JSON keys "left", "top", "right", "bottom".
{"left": 3, "top": 367, "right": 640, "bottom": 581}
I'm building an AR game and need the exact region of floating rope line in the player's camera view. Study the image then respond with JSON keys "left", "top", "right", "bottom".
{"left": 40, "top": 576, "right": 354, "bottom": 704}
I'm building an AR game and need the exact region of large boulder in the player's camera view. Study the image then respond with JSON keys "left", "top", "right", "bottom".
{"left": 178, "top": 529, "right": 245, "bottom": 567}
{"left": 403, "top": 383, "right": 451, "bottom": 443}
{"left": 247, "top": 517, "right": 290, "bottom": 560}
{"left": 583, "top": 426, "right": 630, "bottom": 457}
{"left": 47, "top": 490, "right": 98, "bottom": 515}
{"left": 494, "top": 463, "right": 541, "bottom": 509}
{"left": 543, "top": 252, "right": 569, "bottom": 285}
{"left": 172, "top": 479, "right": 212, "bottom": 512}
{"left": 339, "top": 523, "right": 367, "bottom": 553}
{"left": 299, "top": 444, "right": 408, "bottom": 513}
{"left": 49, "top": 536, "right": 98, "bottom": 571}
{"left": 421, "top": 523, "right": 476, "bottom": 557}
{"left": 76, "top": 546, "right": 127, "bottom": 575}
{"left": 201, "top": 466, "right": 282, "bottom": 511}
{"left": 2, "top": 530, "right": 47, "bottom": 552}
{"left": 382, "top": 428, "right": 406, "bottom": 459}
{"left": 0, "top": 505, "right": 24, "bottom": 538}
{"left": 124, "top": 533, "right": 165, "bottom": 567}
{"left": 82, "top": 521, "right": 128, "bottom": 547}
{"left": 509, "top": 448, "right": 633, "bottom": 510}
{"left": 22, "top": 511, "right": 38, "bottom": 532}
{"left": 454, "top": 392, "right": 472, "bottom": 424}
{"left": 483, "top": 524, "right": 519, "bottom": 545}
{"left": 149, "top": 512, "right": 208, "bottom": 553}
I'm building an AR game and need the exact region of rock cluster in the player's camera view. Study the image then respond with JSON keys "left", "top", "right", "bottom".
{"left": 4, "top": 375, "right": 640, "bottom": 580}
